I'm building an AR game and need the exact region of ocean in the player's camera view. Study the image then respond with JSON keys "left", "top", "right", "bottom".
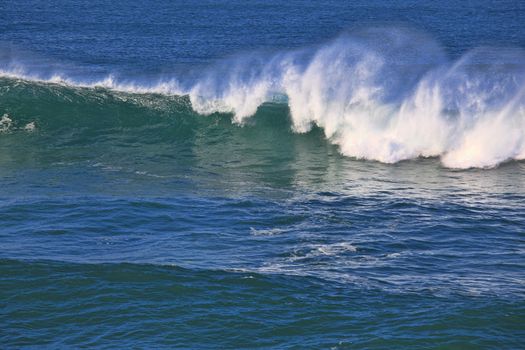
{"left": 1, "top": 1, "right": 524, "bottom": 348}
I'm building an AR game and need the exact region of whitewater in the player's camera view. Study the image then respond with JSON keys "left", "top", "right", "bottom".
{"left": 2, "top": 27, "right": 525, "bottom": 169}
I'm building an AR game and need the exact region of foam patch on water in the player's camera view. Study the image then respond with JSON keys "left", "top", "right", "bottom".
{"left": 0, "top": 114, "right": 12, "bottom": 132}
{"left": 23, "top": 121, "right": 36, "bottom": 132}
{"left": 250, "top": 227, "right": 286, "bottom": 236}
{"left": 1, "top": 27, "right": 524, "bottom": 168}
{"left": 0, "top": 113, "right": 37, "bottom": 133}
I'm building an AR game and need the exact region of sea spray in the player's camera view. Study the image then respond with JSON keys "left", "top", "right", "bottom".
{"left": 1, "top": 27, "right": 524, "bottom": 168}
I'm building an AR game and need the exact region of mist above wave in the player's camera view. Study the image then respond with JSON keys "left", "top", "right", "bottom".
{"left": 1, "top": 27, "right": 524, "bottom": 169}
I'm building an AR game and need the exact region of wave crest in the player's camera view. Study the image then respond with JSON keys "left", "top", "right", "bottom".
{"left": 1, "top": 27, "right": 524, "bottom": 169}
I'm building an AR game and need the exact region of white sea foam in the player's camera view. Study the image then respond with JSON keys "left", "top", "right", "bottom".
{"left": 314, "top": 242, "right": 358, "bottom": 255}
{"left": 287, "top": 242, "right": 358, "bottom": 262}
{"left": 0, "top": 113, "right": 36, "bottom": 133}
{"left": 0, "top": 114, "right": 12, "bottom": 132}
{"left": 250, "top": 227, "right": 286, "bottom": 236}
{"left": 23, "top": 121, "right": 36, "bottom": 132}
{"left": 1, "top": 28, "right": 524, "bottom": 168}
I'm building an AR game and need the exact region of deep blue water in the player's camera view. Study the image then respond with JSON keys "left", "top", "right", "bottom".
{"left": 1, "top": 1, "right": 525, "bottom": 348}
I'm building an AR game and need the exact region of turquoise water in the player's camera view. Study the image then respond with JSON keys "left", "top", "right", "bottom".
{"left": 1, "top": 1, "right": 525, "bottom": 348}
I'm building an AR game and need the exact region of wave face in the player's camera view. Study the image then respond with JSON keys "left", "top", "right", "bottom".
{"left": 1, "top": 28, "right": 525, "bottom": 169}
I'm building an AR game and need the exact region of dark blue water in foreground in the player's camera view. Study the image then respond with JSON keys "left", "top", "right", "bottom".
{"left": 1, "top": 1, "right": 525, "bottom": 348}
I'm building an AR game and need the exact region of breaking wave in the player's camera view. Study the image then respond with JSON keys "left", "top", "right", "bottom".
{"left": 1, "top": 27, "right": 524, "bottom": 168}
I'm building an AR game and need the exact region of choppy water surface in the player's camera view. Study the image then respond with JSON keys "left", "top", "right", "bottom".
{"left": 1, "top": 1, "right": 524, "bottom": 348}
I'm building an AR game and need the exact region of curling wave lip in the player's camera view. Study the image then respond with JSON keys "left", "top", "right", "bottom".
{"left": 1, "top": 27, "right": 524, "bottom": 169}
